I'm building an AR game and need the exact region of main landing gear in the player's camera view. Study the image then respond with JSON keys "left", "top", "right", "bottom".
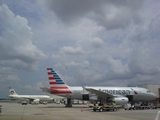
{"left": 65, "top": 98, "right": 72, "bottom": 107}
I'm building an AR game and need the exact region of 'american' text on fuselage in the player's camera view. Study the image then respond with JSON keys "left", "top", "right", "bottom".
{"left": 99, "top": 89, "right": 131, "bottom": 95}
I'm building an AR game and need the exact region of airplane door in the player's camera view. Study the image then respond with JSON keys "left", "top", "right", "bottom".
{"left": 126, "top": 95, "right": 133, "bottom": 102}
{"left": 82, "top": 94, "right": 89, "bottom": 100}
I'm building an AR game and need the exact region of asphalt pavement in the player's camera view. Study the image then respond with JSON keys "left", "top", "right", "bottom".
{"left": 0, "top": 102, "right": 159, "bottom": 120}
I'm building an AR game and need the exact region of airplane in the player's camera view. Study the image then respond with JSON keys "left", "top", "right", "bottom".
{"left": 41, "top": 68, "right": 157, "bottom": 107}
{"left": 8, "top": 87, "right": 53, "bottom": 104}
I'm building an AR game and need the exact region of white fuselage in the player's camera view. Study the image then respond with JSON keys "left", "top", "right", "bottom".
{"left": 56, "top": 86, "right": 157, "bottom": 101}
{"left": 8, "top": 95, "right": 53, "bottom": 101}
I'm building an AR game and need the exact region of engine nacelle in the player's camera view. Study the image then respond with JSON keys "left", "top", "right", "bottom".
{"left": 112, "top": 97, "right": 128, "bottom": 105}
{"left": 33, "top": 99, "right": 40, "bottom": 102}
{"left": 32, "top": 99, "right": 40, "bottom": 104}
{"left": 82, "top": 94, "right": 98, "bottom": 101}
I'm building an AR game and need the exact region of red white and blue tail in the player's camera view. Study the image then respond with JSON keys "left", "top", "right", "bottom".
{"left": 47, "top": 68, "right": 72, "bottom": 94}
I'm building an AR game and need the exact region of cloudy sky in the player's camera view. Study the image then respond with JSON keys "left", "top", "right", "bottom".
{"left": 0, "top": 0, "right": 160, "bottom": 97}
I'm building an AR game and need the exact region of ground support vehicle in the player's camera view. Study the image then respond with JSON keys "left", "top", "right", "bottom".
{"left": 124, "top": 103, "right": 135, "bottom": 110}
{"left": 155, "top": 103, "right": 160, "bottom": 109}
{"left": 135, "top": 106, "right": 154, "bottom": 109}
{"left": 134, "top": 104, "right": 156, "bottom": 110}
{"left": 21, "top": 101, "right": 27, "bottom": 105}
{"left": 93, "top": 105, "right": 118, "bottom": 112}
{"left": 42, "top": 101, "right": 47, "bottom": 105}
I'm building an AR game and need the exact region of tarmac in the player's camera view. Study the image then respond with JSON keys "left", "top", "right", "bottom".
{"left": 0, "top": 102, "right": 160, "bottom": 120}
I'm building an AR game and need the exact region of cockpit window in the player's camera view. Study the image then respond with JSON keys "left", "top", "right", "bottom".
{"left": 146, "top": 91, "right": 151, "bottom": 93}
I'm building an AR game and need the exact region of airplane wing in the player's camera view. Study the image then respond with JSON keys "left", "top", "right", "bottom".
{"left": 40, "top": 87, "right": 51, "bottom": 93}
{"left": 23, "top": 97, "right": 34, "bottom": 101}
{"left": 40, "top": 87, "right": 60, "bottom": 93}
{"left": 21, "top": 97, "right": 40, "bottom": 102}
{"left": 84, "top": 87, "right": 115, "bottom": 98}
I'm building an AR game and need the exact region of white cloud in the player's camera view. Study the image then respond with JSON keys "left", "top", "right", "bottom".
{"left": 90, "top": 37, "right": 104, "bottom": 48}
{"left": 0, "top": 4, "right": 46, "bottom": 71}
{"left": 60, "top": 46, "right": 85, "bottom": 55}
{"left": 45, "top": 0, "right": 144, "bottom": 30}
{"left": 0, "top": 1, "right": 160, "bottom": 97}
{"left": 0, "top": 4, "right": 47, "bottom": 95}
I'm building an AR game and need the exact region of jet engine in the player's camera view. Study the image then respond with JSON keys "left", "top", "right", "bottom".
{"left": 112, "top": 97, "right": 128, "bottom": 105}
{"left": 33, "top": 99, "right": 40, "bottom": 102}
{"left": 32, "top": 99, "right": 40, "bottom": 104}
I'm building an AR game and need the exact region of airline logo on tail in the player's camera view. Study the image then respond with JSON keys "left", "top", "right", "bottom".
{"left": 9, "top": 87, "right": 17, "bottom": 95}
{"left": 10, "top": 90, "right": 15, "bottom": 95}
{"left": 47, "top": 68, "right": 72, "bottom": 94}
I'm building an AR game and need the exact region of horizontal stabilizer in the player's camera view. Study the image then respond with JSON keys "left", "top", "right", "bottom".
{"left": 40, "top": 87, "right": 51, "bottom": 93}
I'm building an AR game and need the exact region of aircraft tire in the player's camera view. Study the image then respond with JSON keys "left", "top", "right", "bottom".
{"left": 99, "top": 108, "right": 103, "bottom": 112}
{"left": 113, "top": 107, "right": 117, "bottom": 111}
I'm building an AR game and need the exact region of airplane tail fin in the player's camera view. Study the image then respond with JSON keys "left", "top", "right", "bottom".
{"left": 46, "top": 68, "right": 72, "bottom": 94}
{"left": 9, "top": 87, "right": 18, "bottom": 95}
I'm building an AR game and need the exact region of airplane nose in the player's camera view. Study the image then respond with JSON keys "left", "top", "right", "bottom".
{"left": 152, "top": 93, "right": 157, "bottom": 99}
